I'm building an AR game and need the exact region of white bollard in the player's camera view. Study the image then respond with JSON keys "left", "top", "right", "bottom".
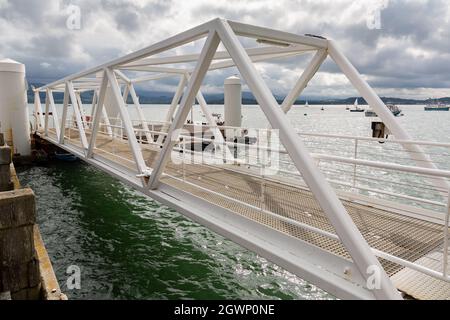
{"left": 0, "top": 59, "right": 31, "bottom": 156}
{"left": 224, "top": 75, "right": 242, "bottom": 128}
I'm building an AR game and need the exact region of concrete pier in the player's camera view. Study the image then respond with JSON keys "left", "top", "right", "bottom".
{"left": 0, "top": 133, "right": 65, "bottom": 300}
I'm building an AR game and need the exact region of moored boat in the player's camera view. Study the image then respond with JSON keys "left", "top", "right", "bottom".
{"left": 365, "top": 104, "right": 402, "bottom": 117}
{"left": 54, "top": 152, "right": 78, "bottom": 162}
{"left": 424, "top": 104, "right": 449, "bottom": 111}
{"left": 349, "top": 98, "right": 365, "bottom": 112}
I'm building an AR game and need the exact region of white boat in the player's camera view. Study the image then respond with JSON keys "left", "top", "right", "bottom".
{"left": 365, "top": 104, "right": 402, "bottom": 117}
{"left": 350, "top": 98, "right": 364, "bottom": 112}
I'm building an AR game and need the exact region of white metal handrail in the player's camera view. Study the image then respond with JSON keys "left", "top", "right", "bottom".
{"left": 169, "top": 148, "right": 450, "bottom": 281}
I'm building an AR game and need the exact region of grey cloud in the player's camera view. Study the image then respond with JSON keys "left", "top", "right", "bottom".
{"left": 0, "top": 0, "right": 449, "bottom": 98}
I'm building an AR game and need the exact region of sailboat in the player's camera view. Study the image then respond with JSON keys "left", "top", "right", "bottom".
{"left": 350, "top": 98, "right": 364, "bottom": 112}
{"left": 305, "top": 101, "right": 309, "bottom": 108}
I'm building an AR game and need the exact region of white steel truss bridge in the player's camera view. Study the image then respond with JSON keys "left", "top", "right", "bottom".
{"left": 32, "top": 19, "right": 450, "bottom": 300}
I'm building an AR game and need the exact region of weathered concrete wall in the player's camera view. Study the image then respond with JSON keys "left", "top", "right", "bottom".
{"left": 0, "top": 133, "right": 65, "bottom": 300}
{"left": 0, "top": 188, "right": 41, "bottom": 299}
{"left": 0, "top": 133, "right": 42, "bottom": 300}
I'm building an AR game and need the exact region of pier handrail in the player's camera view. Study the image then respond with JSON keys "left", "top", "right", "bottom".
{"left": 35, "top": 19, "right": 450, "bottom": 299}
{"left": 168, "top": 146, "right": 450, "bottom": 282}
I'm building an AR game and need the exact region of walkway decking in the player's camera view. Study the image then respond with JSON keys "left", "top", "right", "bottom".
{"left": 43, "top": 129, "right": 450, "bottom": 299}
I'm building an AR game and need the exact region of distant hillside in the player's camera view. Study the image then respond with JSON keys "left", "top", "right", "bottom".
{"left": 27, "top": 83, "right": 449, "bottom": 106}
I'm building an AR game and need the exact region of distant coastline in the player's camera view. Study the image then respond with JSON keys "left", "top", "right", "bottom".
{"left": 28, "top": 83, "right": 449, "bottom": 105}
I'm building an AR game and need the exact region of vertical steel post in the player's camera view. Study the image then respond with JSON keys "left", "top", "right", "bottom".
{"left": 44, "top": 92, "right": 50, "bottom": 136}
{"left": 34, "top": 91, "right": 45, "bottom": 130}
{"left": 353, "top": 138, "right": 358, "bottom": 187}
{"left": 443, "top": 189, "right": 450, "bottom": 277}
{"left": 67, "top": 81, "right": 89, "bottom": 150}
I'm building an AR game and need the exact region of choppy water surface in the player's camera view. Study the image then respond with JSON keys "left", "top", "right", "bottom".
{"left": 17, "top": 160, "right": 327, "bottom": 300}
{"left": 18, "top": 104, "right": 450, "bottom": 299}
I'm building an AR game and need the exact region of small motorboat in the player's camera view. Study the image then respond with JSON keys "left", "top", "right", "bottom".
{"left": 387, "top": 104, "right": 402, "bottom": 116}
{"left": 365, "top": 109, "right": 377, "bottom": 117}
{"left": 54, "top": 151, "right": 78, "bottom": 162}
{"left": 365, "top": 104, "right": 402, "bottom": 117}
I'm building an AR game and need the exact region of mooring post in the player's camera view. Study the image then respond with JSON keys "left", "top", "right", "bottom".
{"left": 0, "top": 133, "right": 13, "bottom": 192}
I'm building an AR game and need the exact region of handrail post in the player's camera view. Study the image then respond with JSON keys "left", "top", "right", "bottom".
{"left": 353, "top": 138, "right": 358, "bottom": 187}
{"left": 182, "top": 138, "right": 186, "bottom": 183}
{"left": 443, "top": 189, "right": 450, "bottom": 277}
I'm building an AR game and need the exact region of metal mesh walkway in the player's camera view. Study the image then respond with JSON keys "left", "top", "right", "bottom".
{"left": 46, "top": 129, "right": 450, "bottom": 298}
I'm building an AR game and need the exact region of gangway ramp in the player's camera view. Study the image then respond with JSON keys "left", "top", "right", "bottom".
{"left": 32, "top": 19, "right": 450, "bottom": 299}
{"left": 37, "top": 128, "right": 450, "bottom": 300}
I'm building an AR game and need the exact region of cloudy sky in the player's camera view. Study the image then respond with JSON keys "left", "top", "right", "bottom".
{"left": 0, "top": 0, "right": 449, "bottom": 99}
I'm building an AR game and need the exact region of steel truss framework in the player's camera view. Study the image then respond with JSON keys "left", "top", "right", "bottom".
{"left": 34, "top": 19, "right": 450, "bottom": 300}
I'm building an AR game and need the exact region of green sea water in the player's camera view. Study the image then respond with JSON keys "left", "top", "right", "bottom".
{"left": 17, "top": 162, "right": 330, "bottom": 300}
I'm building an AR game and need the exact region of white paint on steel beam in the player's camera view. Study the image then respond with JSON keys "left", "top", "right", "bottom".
{"left": 90, "top": 90, "right": 98, "bottom": 123}
{"left": 122, "top": 84, "right": 130, "bottom": 103}
{"left": 67, "top": 81, "right": 89, "bottom": 150}
{"left": 208, "top": 51, "right": 304, "bottom": 72}
{"left": 75, "top": 91, "right": 88, "bottom": 128}
{"left": 122, "top": 45, "right": 314, "bottom": 68}
{"left": 196, "top": 90, "right": 234, "bottom": 161}
{"left": 44, "top": 92, "right": 50, "bottom": 136}
{"left": 47, "top": 89, "right": 61, "bottom": 141}
{"left": 102, "top": 107, "right": 113, "bottom": 138}
{"left": 148, "top": 31, "right": 221, "bottom": 189}
{"left": 215, "top": 19, "right": 401, "bottom": 300}
{"left": 119, "top": 65, "right": 187, "bottom": 74}
{"left": 30, "top": 19, "right": 450, "bottom": 300}
{"left": 227, "top": 20, "right": 328, "bottom": 48}
{"left": 156, "top": 74, "right": 188, "bottom": 146}
{"left": 34, "top": 91, "right": 45, "bottom": 130}
{"left": 105, "top": 68, "right": 148, "bottom": 175}
{"left": 36, "top": 19, "right": 216, "bottom": 91}
{"left": 131, "top": 73, "right": 177, "bottom": 84}
{"left": 282, "top": 49, "right": 328, "bottom": 113}
{"left": 128, "top": 83, "right": 153, "bottom": 143}
{"left": 87, "top": 70, "right": 109, "bottom": 158}
{"left": 36, "top": 131, "right": 375, "bottom": 300}
{"left": 59, "top": 85, "right": 69, "bottom": 144}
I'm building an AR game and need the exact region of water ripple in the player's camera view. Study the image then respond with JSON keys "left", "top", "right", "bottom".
{"left": 17, "top": 161, "right": 332, "bottom": 300}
